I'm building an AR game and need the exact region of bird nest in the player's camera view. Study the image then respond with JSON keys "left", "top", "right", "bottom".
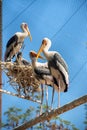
{"left": 0, "top": 61, "right": 41, "bottom": 96}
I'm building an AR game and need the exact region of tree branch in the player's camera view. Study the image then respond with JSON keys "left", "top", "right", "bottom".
{"left": 0, "top": 89, "right": 41, "bottom": 104}
{"left": 14, "top": 95, "right": 87, "bottom": 130}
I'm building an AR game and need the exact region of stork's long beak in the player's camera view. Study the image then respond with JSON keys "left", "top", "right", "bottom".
{"left": 26, "top": 27, "right": 32, "bottom": 41}
{"left": 30, "top": 51, "right": 44, "bottom": 59}
{"left": 28, "top": 31, "right": 32, "bottom": 41}
{"left": 36, "top": 44, "right": 44, "bottom": 60}
{"left": 34, "top": 52, "right": 44, "bottom": 59}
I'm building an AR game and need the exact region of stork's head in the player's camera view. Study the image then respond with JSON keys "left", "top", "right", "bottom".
{"left": 36, "top": 38, "right": 51, "bottom": 59}
{"left": 21, "top": 22, "right": 32, "bottom": 41}
{"left": 17, "top": 52, "right": 22, "bottom": 59}
{"left": 29, "top": 51, "right": 44, "bottom": 61}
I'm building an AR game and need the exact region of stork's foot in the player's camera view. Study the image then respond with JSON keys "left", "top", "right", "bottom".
{"left": 40, "top": 105, "right": 43, "bottom": 115}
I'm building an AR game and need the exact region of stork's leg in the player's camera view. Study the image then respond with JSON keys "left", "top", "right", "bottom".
{"left": 58, "top": 78, "right": 60, "bottom": 108}
{"left": 40, "top": 84, "right": 44, "bottom": 115}
{"left": 45, "top": 85, "right": 48, "bottom": 112}
{"left": 51, "top": 86, "right": 55, "bottom": 110}
{"left": 12, "top": 45, "right": 17, "bottom": 59}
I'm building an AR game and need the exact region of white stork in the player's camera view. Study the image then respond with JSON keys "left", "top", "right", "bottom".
{"left": 29, "top": 51, "right": 57, "bottom": 113}
{"left": 4, "top": 22, "right": 32, "bottom": 62}
{"left": 15, "top": 52, "right": 31, "bottom": 65}
{"left": 36, "top": 38, "right": 69, "bottom": 107}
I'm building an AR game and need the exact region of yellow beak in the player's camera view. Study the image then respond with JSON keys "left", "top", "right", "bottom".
{"left": 36, "top": 44, "right": 44, "bottom": 60}
{"left": 36, "top": 54, "right": 44, "bottom": 59}
{"left": 28, "top": 31, "right": 32, "bottom": 41}
{"left": 26, "top": 27, "right": 32, "bottom": 41}
{"left": 34, "top": 52, "right": 44, "bottom": 59}
{"left": 30, "top": 51, "right": 44, "bottom": 59}
{"left": 25, "top": 25, "right": 32, "bottom": 41}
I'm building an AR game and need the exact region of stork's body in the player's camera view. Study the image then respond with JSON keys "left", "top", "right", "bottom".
{"left": 4, "top": 23, "right": 32, "bottom": 62}
{"left": 47, "top": 51, "right": 69, "bottom": 92}
{"left": 37, "top": 38, "right": 69, "bottom": 107}
{"left": 30, "top": 51, "right": 57, "bottom": 113}
{"left": 30, "top": 51, "right": 56, "bottom": 88}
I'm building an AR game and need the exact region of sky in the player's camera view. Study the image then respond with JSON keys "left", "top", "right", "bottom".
{"left": 2, "top": 0, "right": 87, "bottom": 129}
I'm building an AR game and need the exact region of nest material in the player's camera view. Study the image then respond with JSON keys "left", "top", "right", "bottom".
{"left": 0, "top": 61, "right": 41, "bottom": 95}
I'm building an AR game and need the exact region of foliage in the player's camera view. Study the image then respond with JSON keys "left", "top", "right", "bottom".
{"left": 2, "top": 105, "right": 79, "bottom": 130}
{"left": 2, "top": 106, "right": 34, "bottom": 129}
{"left": 84, "top": 104, "right": 87, "bottom": 129}
{"left": 3, "top": 106, "right": 22, "bottom": 129}
{"left": 21, "top": 106, "right": 34, "bottom": 123}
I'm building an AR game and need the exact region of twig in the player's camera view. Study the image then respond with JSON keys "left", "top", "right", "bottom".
{"left": 0, "top": 89, "right": 41, "bottom": 104}
{"left": 0, "top": 61, "right": 41, "bottom": 93}
{"left": 13, "top": 95, "right": 87, "bottom": 130}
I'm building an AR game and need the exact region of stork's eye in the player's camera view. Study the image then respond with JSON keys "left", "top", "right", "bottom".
{"left": 24, "top": 24, "right": 27, "bottom": 29}
{"left": 30, "top": 52, "right": 34, "bottom": 57}
{"left": 30, "top": 52, "right": 32, "bottom": 56}
{"left": 42, "top": 40, "right": 47, "bottom": 46}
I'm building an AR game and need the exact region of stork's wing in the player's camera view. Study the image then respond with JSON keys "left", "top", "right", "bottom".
{"left": 34, "top": 66, "right": 51, "bottom": 76}
{"left": 53, "top": 53, "right": 69, "bottom": 84}
{"left": 48, "top": 52, "right": 69, "bottom": 92}
{"left": 34, "top": 66, "right": 55, "bottom": 87}
{"left": 22, "top": 59, "right": 31, "bottom": 65}
{"left": 4, "top": 34, "right": 24, "bottom": 61}
{"left": 4, "top": 35, "right": 18, "bottom": 61}
{"left": 56, "top": 61, "right": 69, "bottom": 85}
{"left": 6, "top": 35, "right": 18, "bottom": 48}
{"left": 54, "top": 53, "right": 68, "bottom": 73}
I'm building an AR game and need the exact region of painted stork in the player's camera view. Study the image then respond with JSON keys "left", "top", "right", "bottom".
{"left": 15, "top": 52, "right": 31, "bottom": 65}
{"left": 36, "top": 38, "right": 69, "bottom": 107}
{"left": 30, "top": 51, "right": 54, "bottom": 86}
{"left": 29, "top": 51, "right": 57, "bottom": 113}
{"left": 4, "top": 22, "right": 32, "bottom": 62}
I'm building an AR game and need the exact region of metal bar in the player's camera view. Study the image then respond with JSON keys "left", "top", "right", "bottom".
{"left": 0, "top": 89, "right": 41, "bottom": 104}
{"left": 0, "top": 1, "right": 2, "bottom": 129}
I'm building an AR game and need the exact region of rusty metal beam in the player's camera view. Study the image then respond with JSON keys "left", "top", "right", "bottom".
{"left": 0, "top": 0, "right": 2, "bottom": 129}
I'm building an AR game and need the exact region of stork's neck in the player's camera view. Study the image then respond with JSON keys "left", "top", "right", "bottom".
{"left": 22, "top": 29, "right": 29, "bottom": 38}
{"left": 16, "top": 31, "right": 28, "bottom": 40}
{"left": 31, "top": 58, "right": 38, "bottom": 68}
{"left": 43, "top": 49, "right": 53, "bottom": 60}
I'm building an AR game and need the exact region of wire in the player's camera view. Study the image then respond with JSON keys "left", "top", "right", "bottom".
{"left": 51, "top": 0, "right": 87, "bottom": 40}
{"left": 50, "top": 0, "right": 87, "bottom": 84}
{"left": 3, "top": 0, "right": 87, "bottom": 85}
{"left": 70, "top": 60, "right": 87, "bottom": 84}
{"left": 3, "top": 0, "right": 37, "bottom": 31}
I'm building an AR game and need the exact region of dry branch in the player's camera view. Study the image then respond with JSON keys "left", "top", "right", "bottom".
{"left": 0, "top": 61, "right": 41, "bottom": 95}
{"left": 14, "top": 95, "right": 87, "bottom": 130}
{"left": 0, "top": 89, "right": 41, "bottom": 104}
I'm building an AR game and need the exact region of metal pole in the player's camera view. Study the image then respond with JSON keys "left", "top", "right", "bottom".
{"left": 0, "top": 0, "right": 2, "bottom": 129}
